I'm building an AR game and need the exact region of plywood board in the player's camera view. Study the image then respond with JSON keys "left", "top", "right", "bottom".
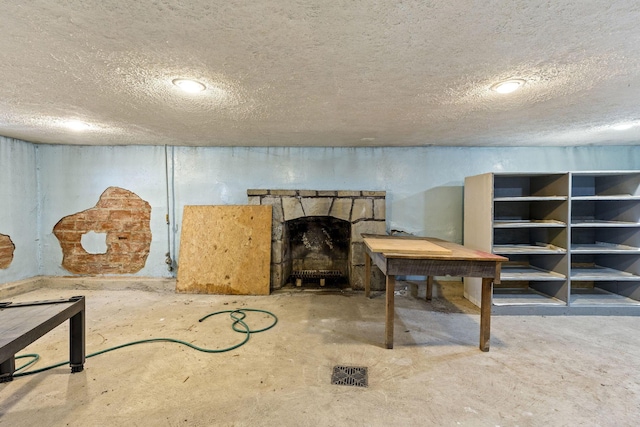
{"left": 364, "top": 237, "right": 452, "bottom": 255}
{"left": 176, "top": 205, "right": 272, "bottom": 295}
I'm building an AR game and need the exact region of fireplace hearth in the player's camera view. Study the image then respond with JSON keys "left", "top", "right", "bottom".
{"left": 248, "top": 190, "right": 386, "bottom": 290}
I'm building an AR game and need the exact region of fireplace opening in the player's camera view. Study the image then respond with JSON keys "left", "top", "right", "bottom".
{"left": 248, "top": 189, "right": 386, "bottom": 290}
{"left": 285, "top": 216, "right": 351, "bottom": 288}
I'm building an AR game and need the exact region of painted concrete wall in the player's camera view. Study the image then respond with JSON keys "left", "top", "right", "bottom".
{"left": 5, "top": 142, "right": 640, "bottom": 280}
{"left": 0, "top": 137, "right": 39, "bottom": 282}
{"left": 172, "top": 145, "right": 639, "bottom": 252}
{"left": 37, "top": 144, "right": 170, "bottom": 277}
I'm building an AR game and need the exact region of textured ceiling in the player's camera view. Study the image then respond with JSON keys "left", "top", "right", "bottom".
{"left": 1, "top": 1, "right": 640, "bottom": 147}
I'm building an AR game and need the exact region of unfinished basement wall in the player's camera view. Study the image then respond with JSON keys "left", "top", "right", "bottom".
{"left": 0, "top": 137, "right": 39, "bottom": 283}
{"left": 19, "top": 143, "right": 640, "bottom": 280}
{"left": 37, "top": 145, "right": 171, "bottom": 277}
{"left": 169, "top": 145, "right": 639, "bottom": 255}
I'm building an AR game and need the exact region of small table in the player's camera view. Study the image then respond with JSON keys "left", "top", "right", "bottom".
{"left": 363, "top": 235, "right": 506, "bottom": 351}
{"left": 0, "top": 296, "right": 85, "bottom": 382}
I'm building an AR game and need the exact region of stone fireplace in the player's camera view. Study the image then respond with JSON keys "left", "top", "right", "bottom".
{"left": 248, "top": 190, "right": 386, "bottom": 290}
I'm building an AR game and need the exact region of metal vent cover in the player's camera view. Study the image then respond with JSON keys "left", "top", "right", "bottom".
{"left": 331, "top": 365, "right": 368, "bottom": 387}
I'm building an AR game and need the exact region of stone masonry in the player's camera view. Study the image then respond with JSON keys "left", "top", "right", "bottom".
{"left": 248, "top": 190, "right": 386, "bottom": 290}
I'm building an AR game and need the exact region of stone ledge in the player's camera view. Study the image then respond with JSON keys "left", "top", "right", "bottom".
{"left": 249, "top": 190, "right": 385, "bottom": 198}
{"left": 362, "top": 191, "right": 386, "bottom": 197}
{"left": 270, "top": 190, "right": 298, "bottom": 196}
{"left": 337, "top": 190, "right": 362, "bottom": 197}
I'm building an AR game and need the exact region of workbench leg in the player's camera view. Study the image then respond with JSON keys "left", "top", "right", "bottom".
{"left": 426, "top": 276, "right": 434, "bottom": 301}
{"left": 69, "top": 309, "right": 85, "bottom": 373}
{"left": 364, "top": 253, "right": 371, "bottom": 298}
{"left": 0, "top": 356, "right": 15, "bottom": 383}
{"left": 479, "top": 277, "right": 493, "bottom": 352}
{"left": 385, "top": 275, "right": 395, "bottom": 349}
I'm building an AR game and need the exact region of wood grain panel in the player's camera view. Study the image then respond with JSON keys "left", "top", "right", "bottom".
{"left": 364, "top": 237, "right": 452, "bottom": 255}
{"left": 176, "top": 205, "right": 272, "bottom": 295}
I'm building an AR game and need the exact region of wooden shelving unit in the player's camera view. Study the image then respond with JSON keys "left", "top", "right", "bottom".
{"left": 464, "top": 171, "right": 640, "bottom": 314}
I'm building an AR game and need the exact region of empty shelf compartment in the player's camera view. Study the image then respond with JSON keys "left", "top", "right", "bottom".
{"left": 501, "top": 265, "right": 565, "bottom": 281}
{"left": 571, "top": 265, "right": 640, "bottom": 281}
{"left": 570, "top": 286, "right": 640, "bottom": 306}
{"left": 571, "top": 172, "right": 640, "bottom": 198}
{"left": 494, "top": 174, "right": 569, "bottom": 198}
{"left": 493, "top": 287, "right": 566, "bottom": 306}
{"left": 494, "top": 243, "right": 566, "bottom": 254}
{"left": 570, "top": 242, "right": 640, "bottom": 253}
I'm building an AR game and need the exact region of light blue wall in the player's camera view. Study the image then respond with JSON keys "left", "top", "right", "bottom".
{"left": 3, "top": 141, "right": 640, "bottom": 281}
{"left": 0, "top": 137, "right": 39, "bottom": 282}
{"left": 173, "top": 145, "right": 639, "bottom": 245}
{"left": 37, "top": 144, "right": 170, "bottom": 277}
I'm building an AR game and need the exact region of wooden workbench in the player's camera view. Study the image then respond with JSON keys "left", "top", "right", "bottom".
{"left": 363, "top": 235, "right": 507, "bottom": 351}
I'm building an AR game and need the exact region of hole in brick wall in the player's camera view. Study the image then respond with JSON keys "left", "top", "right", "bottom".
{"left": 53, "top": 186, "right": 152, "bottom": 275}
{"left": 81, "top": 231, "right": 108, "bottom": 254}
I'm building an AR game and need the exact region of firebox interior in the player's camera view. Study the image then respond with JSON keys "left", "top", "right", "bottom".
{"left": 285, "top": 216, "right": 351, "bottom": 288}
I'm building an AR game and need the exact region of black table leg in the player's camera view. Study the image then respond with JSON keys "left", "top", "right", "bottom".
{"left": 69, "top": 308, "right": 85, "bottom": 373}
{"left": 0, "top": 356, "right": 15, "bottom": 382}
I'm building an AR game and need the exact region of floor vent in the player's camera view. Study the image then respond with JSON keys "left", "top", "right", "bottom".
{"left": 331, "top": 365, "right": 368, "bottom": 387}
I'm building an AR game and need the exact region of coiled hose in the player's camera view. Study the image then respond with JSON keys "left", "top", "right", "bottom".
{"left": 13, "top": 308, "right": 277, "bottom": 378}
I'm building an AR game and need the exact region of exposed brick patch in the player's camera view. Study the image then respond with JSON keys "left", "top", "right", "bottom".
{"left": 53, "top": 187, "right": 152, "bottom": 274}
{"left": 0, "top": 233, "right": 15, "bottom": 269}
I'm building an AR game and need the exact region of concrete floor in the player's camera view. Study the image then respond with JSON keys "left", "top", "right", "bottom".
{"left": 1, "top": 280, "right": 640, "bottom": 427}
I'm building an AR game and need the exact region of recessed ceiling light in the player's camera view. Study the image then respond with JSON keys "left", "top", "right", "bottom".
{"left": 172, "top": 78, "right": 206, "bottom": 93}
{"left": 491, "top": 79, "right": 525, "bottom": 94}
{"left": 64, "top": 120, "right": 91, "bottom": 131}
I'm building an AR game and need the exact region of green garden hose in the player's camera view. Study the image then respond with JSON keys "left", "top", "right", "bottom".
{"left": 12, "top": 308, "right": 277, "bottom": 378}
